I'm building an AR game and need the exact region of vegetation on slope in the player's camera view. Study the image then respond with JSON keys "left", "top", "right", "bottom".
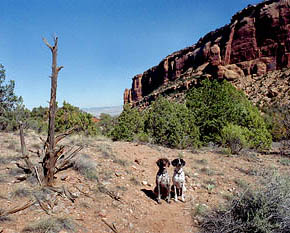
{"left": 112, "top": 79, "right": 272, "bottom": 151}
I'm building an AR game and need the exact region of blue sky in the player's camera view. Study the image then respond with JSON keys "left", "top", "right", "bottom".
{"left": 1, "top": 0, "right": 261, "bottom": 110}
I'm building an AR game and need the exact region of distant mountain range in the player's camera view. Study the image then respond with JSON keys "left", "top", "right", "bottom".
{"left": 82, "top": 106, "right": 123, "bottom": 117}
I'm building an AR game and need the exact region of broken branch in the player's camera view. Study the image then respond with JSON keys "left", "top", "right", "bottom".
{"left": 0, "top": 200, "right": 36, "bottom": 217}
{"left": 101, "top": 218, "right": 118, "bottom": 233}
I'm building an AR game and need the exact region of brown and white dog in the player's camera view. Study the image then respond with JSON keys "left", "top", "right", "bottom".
{"left": 154, "top": 158, "right": 171, "bottom": 204}
{"left": 172, "top": 158, "right": 186, "bottom": 202}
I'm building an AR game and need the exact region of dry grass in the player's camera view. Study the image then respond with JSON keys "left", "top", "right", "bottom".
{"left": 72, "top": 154, "right": 98, "bottom": 181}
{"left": 10, "top": 187, "right": 32, "bottom": 199}
{"left": 22, "top": 217, "right": 78, "bottom": 233}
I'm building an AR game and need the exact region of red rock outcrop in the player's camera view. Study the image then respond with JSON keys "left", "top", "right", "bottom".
{"left": 124, "top": 0, "right": 290, "bottom": 105}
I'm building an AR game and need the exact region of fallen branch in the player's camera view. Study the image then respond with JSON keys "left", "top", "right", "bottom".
{"left": 74, "top": 185, "right": 95, "bottom": 200}
{"left": 34, "top": 166, "right": 42, "bottom": 186}
{"left": 16, "top": 163, "right": 32, "bottom": 174}
{"left": 101, "top": 218, "right": 118, "bottom": 233}
{"left": 36, "top": 197, "right": 52, "bottom": 215}
{"left": 0, "top": 200, "right": 36, "bottom": 217}
{"left": 46, "top": 186, "right": 77, "bottom": 203}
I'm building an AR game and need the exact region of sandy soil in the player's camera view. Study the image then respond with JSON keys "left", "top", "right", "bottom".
{"left": 0, "top": 131, "right": 288, "bottom": 233}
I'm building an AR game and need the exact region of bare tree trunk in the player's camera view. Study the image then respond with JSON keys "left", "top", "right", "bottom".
{"left": 42, "top": 37, "right": 63, "bottom": 186}
{"left": 19, "top": 122, "right": 34, "bottom": 172}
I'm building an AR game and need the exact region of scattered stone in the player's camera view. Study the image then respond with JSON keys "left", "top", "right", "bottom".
{"left": 115, "top": 172, "right": 122, "bottom": 177}
{"left": 98, "top": 209, "right": 107, "bottom": 218}
{"left": 142, "top": 181, "right": 148, "bottom": 186}
{"left": 61, "top": 175, "right": 68, "bottom": 181}
{"left": 129, "top": 223, "right": 134, "bottom": 229}
{"left": 228, "top": 187, "right": 236, "bottom": 192}
{"left": 134, "top": 159, "right": 141, "bottom": 165}
{"left": 193, "top": 219, "right": 199, "bottom": 225}
{"left": 131, "top": 165, "right": 137, "bottom": 170}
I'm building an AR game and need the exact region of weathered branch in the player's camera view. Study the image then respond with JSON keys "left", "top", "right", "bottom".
{"left": 42, "top": 37, "right": 53, "bottom": 51}
{"left": 19, "top": 122, "right": 34, "bottom": 172}
{"left": 55, "top": 127, "right": 76, "bottom": 145}
{"left": 101, "top": 219, "right": 118, "bottom": 233}
{"left": 55, "top": 145, "right": 83, "bottom": 173}
{"left": 0, "top": 200, "right": 36, "bottom": 217}
{"left": 34, "top": 166, "right": 42, "bottom": 186}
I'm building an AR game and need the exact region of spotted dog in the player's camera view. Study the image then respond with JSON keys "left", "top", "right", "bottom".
{"left": 172, "top": 158, "right": 186, "bottom": 202}
{"left": 154, "top": 158, "right": 171, "bottom": 204}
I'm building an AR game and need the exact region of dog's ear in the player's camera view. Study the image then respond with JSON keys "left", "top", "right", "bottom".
{"left": 165, "top": 159, "right": 170, "bottom": 167}
{"left": 181, "top": 159, "right": 186, "bottom": 167}
{"left": 156, "top": 159, "right": 162, "bottom": 167}
{"left": 171, "top": 159, "right": 178, "bottom": 167}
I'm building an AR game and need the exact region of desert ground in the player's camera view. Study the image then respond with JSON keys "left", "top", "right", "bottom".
{"left": 0, "top": 130, "right": 288, "bottom": 233}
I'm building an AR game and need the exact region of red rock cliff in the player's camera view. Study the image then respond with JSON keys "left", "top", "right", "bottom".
{"left": 124, "top": 0, "right": 290, "bottom": 105}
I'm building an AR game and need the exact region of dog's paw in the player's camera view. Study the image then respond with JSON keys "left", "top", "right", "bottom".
{"left": 157, "top": 199, "right": 162, "bottom": 204}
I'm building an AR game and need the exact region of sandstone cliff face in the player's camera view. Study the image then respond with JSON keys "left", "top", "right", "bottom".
{"left": 124, "top": 0, "right": 290, "bottom": 106}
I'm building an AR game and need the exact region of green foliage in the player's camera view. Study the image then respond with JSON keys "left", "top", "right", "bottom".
{"left": 4, "top": 101, "right": 30, "bottom": 131}
{"left": 221, "top": 123, "right": 249, "bottom": 154}
{"left": 200, "top": 173, "right": 290, "bottom": 233}
{"left": 145, "top": 97, "right": 200, "bottom": 148}
{"left": 133, "top": 132, "right": 151, "bottom": 143}
{"left": 111, "top": 104, "right": 144, "bottom": 141}
{"left": 262, "top": 104, "right": 290, "bottom": 141}
{"left": 97, "top": 113, "right": 117, "bottom": 136}
{"left": 0, "top": 64, "right": 25, "bottom": 131}
{"left": 28, "top": 106, "right": 49, "bottom": 133}
{"left": 55, "top": 101, "right": 100, "bottom": 136}
{"left": 186, "top": 79, "right": 271, "bottom": 149}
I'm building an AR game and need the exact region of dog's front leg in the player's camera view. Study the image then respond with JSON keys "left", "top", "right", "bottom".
{"left": 173, "top": 185, "right": 178, "bottom": 202}
{"left": 157, "top": 182, "right": 161, "bottom": 204}
{"left": 167, "top": 183, "right": 171, "bottom": 204}
{"left": 181, "top": 184, "right": 185, "bottom": 202}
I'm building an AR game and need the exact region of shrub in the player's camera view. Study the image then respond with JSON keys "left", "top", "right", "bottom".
{"left": 28, "top": 106, "right": 49, "bottom": 133}
{"left": 22, "top": 217, "right": 78, "bottom": 233}
{"left": 111, "top": 104, "right": 144, "bottom": 141}
{"left": 133, "top": 132, "right": 151, "bottom": 143}
{"left": 55, "top": 101, "right": 100, "bottom": 136}
{"left": 145, "top": 97, "right": 200, "bottom": 148}
{"left": 97, "top": 113, "right": 117, "bottom": 136}
{"left": 186, "top": 79, "right": 271, "bottom": 149}
{"left": 262, "top": 104, "right": 290, "bottom": 141}
{"left": 221, "top": 123, "right": 249, "bottom": 154}
{"left": 72, "top": 154, "right": 98, "bottom": 181}
{"left": 0, "top": 64, "right": 24, "bottom": 131}
{"left": 200, "top": 173, "right": 290, "bottom": 233}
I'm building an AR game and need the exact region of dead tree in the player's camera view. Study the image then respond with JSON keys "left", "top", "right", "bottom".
{"left": 42, "top": 36, "right": 64, "bottom": 186}
{"left": 15, "top": 37, "right": 83, "bottom": 185}
{"left": 0, "top": 37, "right": 83, "bottom": 219}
